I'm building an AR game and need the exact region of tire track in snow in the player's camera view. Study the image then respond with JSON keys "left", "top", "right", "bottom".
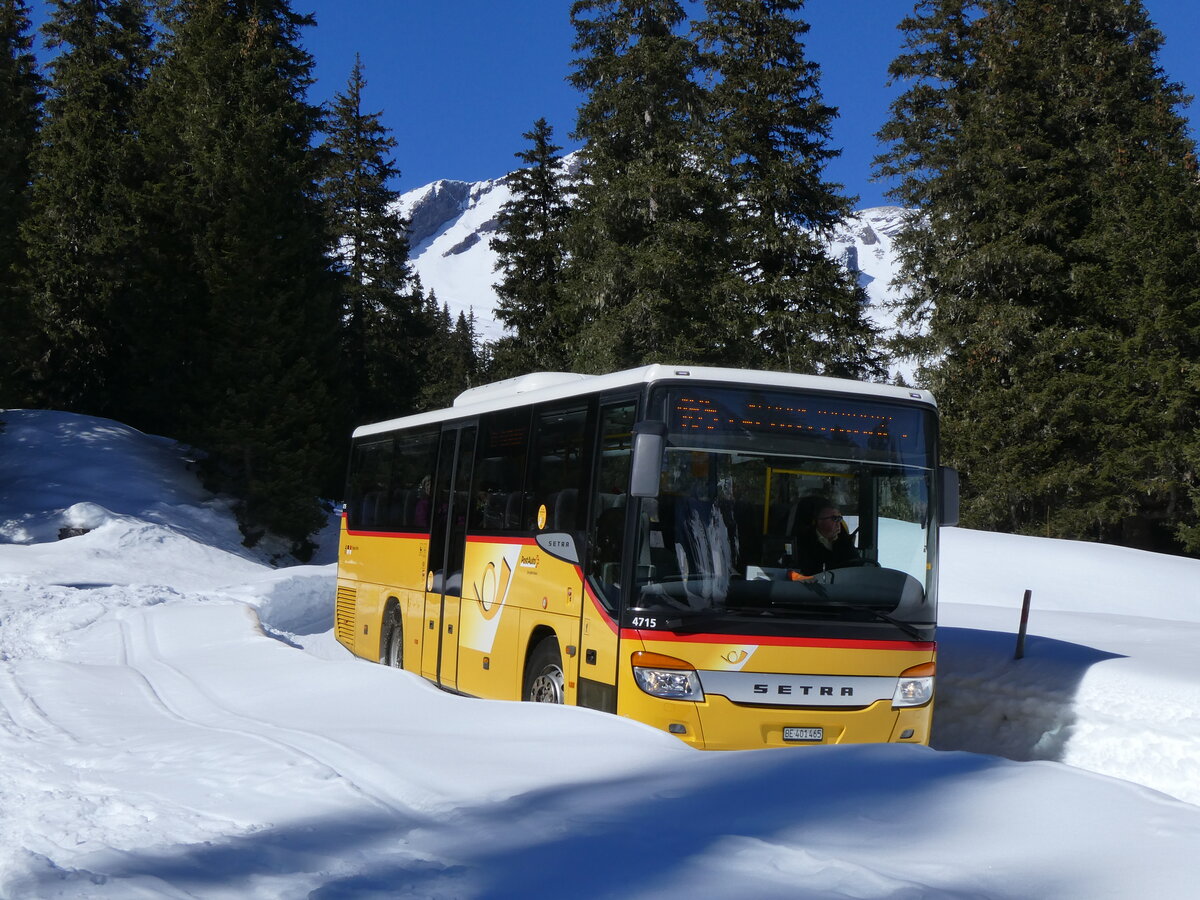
{"left": 0, "top": 661, "right": 82, "bottom": 746}
{"left": 112, "top": 603, "right": 445, "bottom": 820}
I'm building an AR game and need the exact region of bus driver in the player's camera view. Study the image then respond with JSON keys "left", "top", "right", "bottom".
{"left": 792, "top": 496, "right": 860, "bottom": 576}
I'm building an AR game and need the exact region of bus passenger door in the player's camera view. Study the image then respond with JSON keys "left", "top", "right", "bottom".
{"left": 423, "top": 424, "right": 476, "bottom": 690}
{"left": 579, "top": 400, "right": 637, "bottom": 713}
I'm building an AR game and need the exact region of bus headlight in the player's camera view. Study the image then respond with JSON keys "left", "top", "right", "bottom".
{"left": 632, "top": 651, "right": 704, "bottom": 701}
{"left": 892, "top": 662, "right": 935, "bottom": 708}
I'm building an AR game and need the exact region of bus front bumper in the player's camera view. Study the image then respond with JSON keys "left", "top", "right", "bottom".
{"left": 619, "top": 691, "right": 933, "bottom": 750}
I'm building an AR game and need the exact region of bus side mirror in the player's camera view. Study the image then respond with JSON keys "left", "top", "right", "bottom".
{"left": 629, "top": 421, "right": 668, "bottom": 498}
{"left": 939, "top": 466, "right": 960, "bottom": 527}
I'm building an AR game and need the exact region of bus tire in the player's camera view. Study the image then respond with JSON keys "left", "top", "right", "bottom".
{"left": 383, "top": 608, "right": 403, "bottom": 669}
{"left": 523, "top": 637, "right": 564, "bottom": 704}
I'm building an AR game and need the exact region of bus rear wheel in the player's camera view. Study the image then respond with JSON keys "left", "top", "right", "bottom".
{"left": 523, "top": 638, "right": 564, "bottom": 704}
{"left": 383, "top": 609, "right": 403, "bottom": 669}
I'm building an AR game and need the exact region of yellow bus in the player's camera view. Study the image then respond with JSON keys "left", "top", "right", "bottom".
{"left": 334, "top": 365, "right": 958, "bottom": 750}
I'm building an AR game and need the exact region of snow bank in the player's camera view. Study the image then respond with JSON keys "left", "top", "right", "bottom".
{"left": 2, "top": 409, "right": 1199, "bottom": 898}
{"left": 942, "top": 525, "right": 1200, "bottom": 623}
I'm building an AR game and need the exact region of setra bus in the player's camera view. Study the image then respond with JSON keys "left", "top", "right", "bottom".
{"left": 334, "top": 365, "right": 958, "bottom": 750}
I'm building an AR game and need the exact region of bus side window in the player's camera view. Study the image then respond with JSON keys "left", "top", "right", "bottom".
{"left": 527, "top": 405, "right": 587, "bottom": 532}
{"left": 347, "top": 437, "right": 394, "bottom": 532}
{"left": 471, "top": 409, "right": 530, "bottom": 533}
{"left": 390, "top": 429, "right": 438, "bottom": 531}
{"left": 587, "top": 402, "right": 636, "bottom": 608}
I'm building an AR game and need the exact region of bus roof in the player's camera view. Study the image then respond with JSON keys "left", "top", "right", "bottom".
{"left": 352, "top": 364, "right": 937, "bottom": 439}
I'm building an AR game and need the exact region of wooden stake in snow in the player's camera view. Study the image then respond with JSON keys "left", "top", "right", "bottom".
{"left": 1015, "top": 589, "right": 1032, "bottom": 660}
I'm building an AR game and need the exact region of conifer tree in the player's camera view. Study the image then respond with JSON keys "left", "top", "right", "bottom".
{"left": 420, "top": 299, "right": 478, "bottom": 410}
{"left": 141, "top": 0, "right": 338, "bottom": 551}
{"left": 566, "top": 0, "right": 727, "bottom": 372}
{"left": 878, "top": 0, "right": 1200, "bottom": 552}
{"left": 452, "top": 308, "right": 480, "bottom": 388}
{"left": 319, "top": 55, "right": 429, "bottom": 427}
{"left": 875, "top": 0, "right": 983, "bottom": 365}
{"left": 0, "top": 0, "right": 41, "bottom": 403}
{"left": 20, "top": 0, "right": 153, "bottom": 415}
{"left": 489, "top": 118, "right": 571, "bottom": 379}
{"left": 696, "top": 0, "right": 883, "bottom": 378}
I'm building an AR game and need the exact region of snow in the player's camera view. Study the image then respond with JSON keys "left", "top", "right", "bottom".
{"left": 401, "top": 176, "right": 511, "bottom": 344}
{"left": 935, "top": 530, "right": 1200, "bottom": 805}
{"left": 2, "top": 409, "right": 1199, "bottom": 898}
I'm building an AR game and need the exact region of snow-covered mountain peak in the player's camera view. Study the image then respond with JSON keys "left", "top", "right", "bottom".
{"left": 399, "top": 164, "right": 910, "bottom": 360}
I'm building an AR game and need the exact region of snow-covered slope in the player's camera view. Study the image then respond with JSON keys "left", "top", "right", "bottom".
{"left": 829, "top": 205, "right": 910, "bottom": 339}
{"left": 400, "top": 165, "right": 911, "bottom": 372}
{"left": 2, "top": 408, "right": 1200, "bottom": 897}
{"left": 400, "top": 174, "right": 512, "bottom": 342}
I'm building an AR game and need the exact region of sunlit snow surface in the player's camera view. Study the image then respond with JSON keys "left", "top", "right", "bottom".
{"left": 2, "top": 409, "right": 1199, "bottom": 898}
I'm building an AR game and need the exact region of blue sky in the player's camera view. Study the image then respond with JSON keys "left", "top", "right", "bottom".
{"left": 25, "top": 1, "right": 1200, "bottom": 208}
{"left": 300, "top": 0, "right": 1200, "bottom": 207}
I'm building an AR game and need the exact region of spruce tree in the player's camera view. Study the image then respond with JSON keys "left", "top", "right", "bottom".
{"left": 141, "top": 0, "right": 338, "bottom": 551}
{"left": 875, "top": 0, "right": 983, "bottom": 366}
{"left": 566, "top": 0, "right": 727, "bottom": 372}
{"left": 319, "top": 55, "right": 429, "bottom": 427}
{"left": 489, "top": 118, "right": 571, "bottom": 379}
{"left": 0, "top": 0, "right": 41, "bottom": 404}
{"left": 696, "top": 0, "right": 883, "bottom": 378}
{"left": 878, "top": 0, "right": 1200, "bottom": 552}
{"left": 419, "top": 299, "right": 478, "bottom": 410}
{"left": 20, "top": 0, "right": 153, "bottom": 416}
{"left": 452, "top": 309, "right": 480, "bottom": 390}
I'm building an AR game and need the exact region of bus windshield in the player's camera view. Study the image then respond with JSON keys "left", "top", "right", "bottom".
{"left": 630, "top": 386, "right": 938, "bottom": 639}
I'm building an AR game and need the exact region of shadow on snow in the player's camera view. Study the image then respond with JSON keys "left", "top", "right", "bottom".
{"left": 16, "top": 744, "right": 1044, "bottom": 899}
{"left": 932, "top": 626, "right": 1125, "bottom": 762}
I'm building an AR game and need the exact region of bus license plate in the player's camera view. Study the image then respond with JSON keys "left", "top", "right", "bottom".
{"left": 784, "top": 727, "right": 824, "bottom": 742}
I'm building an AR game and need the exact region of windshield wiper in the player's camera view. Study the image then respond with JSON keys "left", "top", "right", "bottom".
{"left": 659, "top": 607, "right": 760, "bottom": 632}
{"left": 830, "top": 601, "right": 927, "bottom": 641}
{"left": 763, "top": 594, "right": 927, "bottom": 640}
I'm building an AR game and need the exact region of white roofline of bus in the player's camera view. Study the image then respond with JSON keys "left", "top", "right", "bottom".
{"left": 351, "top": 364, "right": 937, "bottom": 439}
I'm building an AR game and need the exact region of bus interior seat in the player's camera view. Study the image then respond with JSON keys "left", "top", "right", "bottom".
{"left": 593, "top": 505, "right": 624, "bottom": 574}
{"left": 644, "top": 495, "right": 685, "bottom": 581}
{"left": 482, "top": 491, "right": 507, "bottom": 529}
{"left": 785, "top": 499, "right": 801, "bottom": 536}
{"left": 360, "top": 491, "right": 384, "bottom": 529}
{"left": 504, "top": 491, "right": 523, "bottom": 529}
{"left": 552, "top": 488, "right": 578, "bottom": 531}
{"left": 386, "top": 489, "right": 410, "bottom": 529}
{"left": 597, "top": 492, "right": 626, "bottom": 511}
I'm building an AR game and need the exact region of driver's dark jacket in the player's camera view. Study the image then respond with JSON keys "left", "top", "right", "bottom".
{"left": 792, "top": 529, "right": 859, "bottom": 576}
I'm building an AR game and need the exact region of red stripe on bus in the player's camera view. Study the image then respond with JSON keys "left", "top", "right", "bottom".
{"left": 465, "top": 535, "right": 538, "bottom": 545}
{"left": 619, "top": 630, "right": 934, "bottom": 652}
{"left": 584, "top": 581, "right": 619, "bottom": 635}
{"left": 345, "top": 529, "right": 430, "bottom": 539}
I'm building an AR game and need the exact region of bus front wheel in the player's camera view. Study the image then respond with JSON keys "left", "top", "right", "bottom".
{"left": 523, "top": 638, "right": 564, "bottom": 704}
